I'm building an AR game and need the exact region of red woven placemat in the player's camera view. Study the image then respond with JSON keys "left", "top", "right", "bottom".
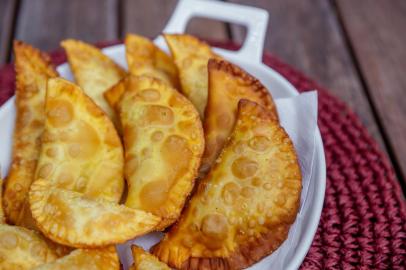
{"left": 0, "top": 41, "right": 405, "bottom": 269}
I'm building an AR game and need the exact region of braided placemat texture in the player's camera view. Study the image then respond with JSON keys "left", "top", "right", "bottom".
{"left": 0, "top": 41, "right": 405, "bottom": 269}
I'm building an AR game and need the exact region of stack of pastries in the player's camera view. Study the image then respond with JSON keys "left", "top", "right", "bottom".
{"left": 0, "top": 33, "right": 301, "bottom": 270}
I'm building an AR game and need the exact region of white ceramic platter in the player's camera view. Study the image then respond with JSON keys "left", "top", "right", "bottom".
{"left": 0, "top": 0, "right": 325, "bottom": 269}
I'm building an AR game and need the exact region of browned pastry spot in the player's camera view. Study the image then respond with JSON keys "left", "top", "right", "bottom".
{"left": 152, "top": 100, "right": 301, "bottom": 270}
{"left": 3, "top": 41, "right": 57, "bottom": 227}
{"left": 163, "top": 34, "right": 222, "bottom": 117}
{"left": 113, "top": 75, "right": 204, "bottom": 230}
{"left": 61, "top": 39, "right": 126, "bottom": 124}
{"left": 125, "top": 34, "right": 180, "bottom": 89}
{"left": 201, "top": 58, "right": 278, "bottom": 178}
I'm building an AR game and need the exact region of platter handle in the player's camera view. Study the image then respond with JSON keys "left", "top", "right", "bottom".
{"left": 157, "top": 0, "right": 269, "bottom": 64}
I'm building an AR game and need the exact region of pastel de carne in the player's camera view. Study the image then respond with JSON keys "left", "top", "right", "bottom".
{"left": 125, "top": 33, "right": 180, "bottom": 89}
{"left": 62, "top": 39, "right": 126, "bottom": 125}
{"left": 105, "top": 75, "right": 204, "bottom": 230}
{"left": 153, "top": 100, "right": 301, "bottom": 270}
{"left": 0, "top": 32, "right": 302, "bottom": 270}
{"left": 3, "top": 41, "right": 58, "bottom": 228}
{"left": 200, "top": 58, "right": 278, "bottom": 177}
{"left": 164, "top": 34, "right": 221, "bottom": 118}
{"left": 29, "top": 78, "right": 160, "bottom": 248}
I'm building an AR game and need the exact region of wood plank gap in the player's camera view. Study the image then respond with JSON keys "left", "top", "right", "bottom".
{"left": 2, "top": 0, "right": 21, "bottom": 63}
{"left": 117, "top": 0, "right": 124, "bottom": 40}
{"left": 331, "top": 0, "right": 406, "bottom": 194}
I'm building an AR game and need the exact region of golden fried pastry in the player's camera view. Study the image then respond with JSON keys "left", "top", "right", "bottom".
{"left": 27, "top": 78, "right": 155, "bottom": 247}
{"left": 104, "top": 76, "right": 127, "bottom": 110}
{"left": 115, "top": 76, "right": 204, "bottom": 229}
{"left": 0, "top": 224, "right": 58, "bottom": 269}
{"left": 35, "top": 77, "right": 124, "bottom": 203}
{"left": 3, "top": 41, "right": 57, "bottom": 226}
{"left": 33, "top": 246, "right": 120, "bottom": 270}
{"left": 126, "top": 34, "right": 179, "bottom": 88}
{"left": 130, "top": 245, "right": 171, "bottom": 270}
{"left": 29, "top": 178, "right": 160, "bottom": 248}
{"left": 152, "top": 100, "right": 302, "bottom": 269}
{"left": 1, "top": 177, "right": 58, "bottom": 269}
{"left": 0, "top": 178, "right": 5, "bottom": 224}
{"left": 163, "top": 34, "right": 220, "bottom": 117}
{"left": 61, "top": 39, "right": 126, "bottom": 122}
{"left": 200, "top": 59, "right": 278, "bottom": 176}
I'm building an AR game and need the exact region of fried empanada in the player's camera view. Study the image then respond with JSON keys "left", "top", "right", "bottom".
{"left": 0, "top": 224, "right": 58, "bottom": 269}
{"left": 33, "top": 246, "right": 119, "bottom": 270}
{"left": 126, "top": 34, "right": 179, "bottom": 88}
{"left": 35, "top": 77, "right": 124, "bottom": 202}
{"left": 130, "top": 245, "right": 171, "bottom": 270}
{"left": 152, "top": 100, "right": 302, "bottom": 269}
{"left": 29, "top": 178, "right": 160, "bottom": 248}
{"left": 200, "top": 59, "right": 278, "bottom": 176}
{"left": 3, "top": 41, "right": 57, "bottom": 226}
{"left": 1, "top": 177, "right": 58, "bottom": 269}
{"left": 163, "top": 34, "right": 220, "bottom": 117}
{"left": 61, "top": 39, "right": 126, "bottom": 122}
{"left": 115, "top": 76, "right": 204, "bottom": 229}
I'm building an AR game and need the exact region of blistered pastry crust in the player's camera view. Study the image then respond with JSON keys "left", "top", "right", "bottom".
{"left": 163, "top": 34, "right": 220, "bottom": 117}
{"left": 130, "top": 245, "right": 171, "bottom": 270}
{"left": 29, "top": 178, "right": 160, "bottom": 248}
{"left": 126, "top": 34, "right": 179, "bottom": 88}
{"left": 200, "top": 59, "right": 278, "bottom": 177}
{"left": 0, "top": 224, "right": 58, "bottom": 269}
{"left": 3, "top": 41, "right": 58, "bottom": 227}
{"left": 152, "top": 100, "right": 301, "bottom": 269}
{"left": 33, "top": 246, "right": 120, "bottom": 270}
{"left": 116, "top": 76, "right": 204, "bottom": 229}
{"left": 61, "top": 39, "right": 126, "bottom": 123}
{"left": 35, "top": 78, "right": 124, "bottom": 203}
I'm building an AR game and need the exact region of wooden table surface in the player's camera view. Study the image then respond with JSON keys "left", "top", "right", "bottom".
{"left": 1, "top": 0, "right": 405, "bottom": 193}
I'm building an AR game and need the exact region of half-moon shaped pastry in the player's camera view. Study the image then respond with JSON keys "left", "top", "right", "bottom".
{"left": 126, "top": 34, "right": 179, "bottom": 88}
{"left": 163, "top": 34, "right": 220, "bottom": 117}
{"left": 115, "top": 76, "right": 204, "bottom": 229}
{"left": 28, "top": 78, "right": 153, "bottom": 247}
{"left": 35, "top": 77, "right": 124, "bottom": 203}
{"left": 0, "top": 224, "right": 58, "bottom": 269}
{"left": 3, "top": 41, "right": 57, "bottom": 226}
{"left": 130, "top": 245, "right": 171, "bottom": 270}
{"left": 29, "top": 178, "right": 160, "bottom": 248}
{"left": 61, "top": 39, "right": 126, "bottom": 122}
{"left": 152, "top": 100, "right": 301, "bottom": 269}
{"left": 33, "top": 246, "right": 119, "bottom": 270}
{"left": 200, "top": 59, "right": 278, "bottom": 176}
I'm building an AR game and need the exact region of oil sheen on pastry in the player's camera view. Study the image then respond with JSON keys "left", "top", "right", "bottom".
{"left": 152, "top": 100, "right": 301, "bottom": 269}
{"left": 116, "top": 76, "right": 204, "bottom": 229}
{"left": 0, "top": 224, "right": 58, "bottom": 270}
{"left": 35, "top": 77, "right": 124, "bottom": 203}
{"left": 61, "top": 39, "right": 126, "bottom": 122}
{"left": 33, "top": 246, "right": 119, "bottom": 270}
{"left": 126, "top": 34, "right": 179, "bottom": 88}
{"left": 200, "top": 59, "right": 278, "bottom": 176}
{"left": 163, "top": 34, "right": 220, "bottom": 117}
{"left": 29, "top": 178, "right": 160, "bottom": 248}
{"left": 3, "top": 41, "right": 58, "bottom": 227}
{"left": 130, "top": 245, "right": 171, "bottom": 270}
